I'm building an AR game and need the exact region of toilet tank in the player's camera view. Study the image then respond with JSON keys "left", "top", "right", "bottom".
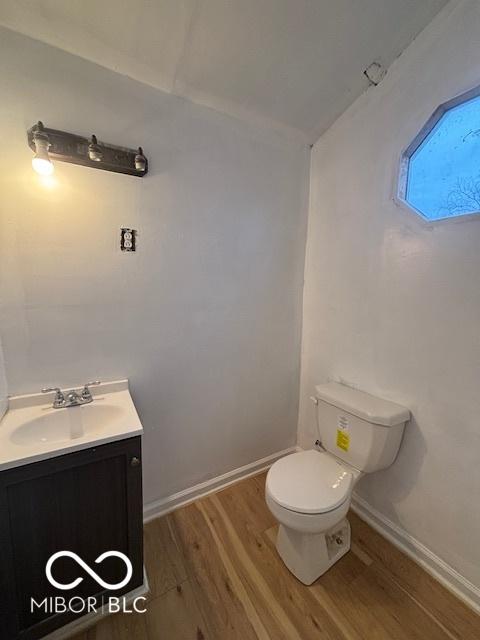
{"left": 315, "top": 382, "right": 410, "bottom": 473}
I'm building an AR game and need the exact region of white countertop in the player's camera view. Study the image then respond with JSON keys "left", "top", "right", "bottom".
{"left": 0, "top": 379, "right": 143, "bottom": 471}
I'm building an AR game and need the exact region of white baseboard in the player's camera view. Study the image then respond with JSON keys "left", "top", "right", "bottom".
{"left": 143, "top": 446, "right": 297, "bottom": 523}
{"left": 351, "top": 493, "right": 480, "bottom": 614}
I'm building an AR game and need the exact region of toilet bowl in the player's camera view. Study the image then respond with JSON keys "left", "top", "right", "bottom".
{"left": 265, "top": 382, "right": 410, "bottom": 585}
{"left": 266, "top": 449, "right": 361, "bottom": 584}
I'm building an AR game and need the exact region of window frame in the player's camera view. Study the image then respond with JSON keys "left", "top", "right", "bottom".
{"left": 397, "top": 84, "right": 480, "bottom": 223}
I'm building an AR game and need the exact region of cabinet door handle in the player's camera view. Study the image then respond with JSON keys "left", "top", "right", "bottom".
{"left": 130, "top": 457, "right": 141, "bottom": 468}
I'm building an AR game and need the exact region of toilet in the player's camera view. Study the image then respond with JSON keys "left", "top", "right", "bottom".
{"left": 266, "top": 382, "right": 410, "bottom": 585}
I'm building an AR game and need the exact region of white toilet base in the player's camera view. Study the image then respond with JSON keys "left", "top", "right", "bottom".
{"left": 275, "top": 517, "right": 351, "bottom": 585}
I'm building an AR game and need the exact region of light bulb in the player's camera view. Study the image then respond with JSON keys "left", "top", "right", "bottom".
{"left": 32, "top": 156, "right": 54, "bottom": 176}
{"left": 134, "top": 147, "right": 147, "bottom": 172}
{"left": 88, "top": 134, "right": 103, "bottom": 162}
{"left": 32, "top": 123, "right": 54, "bottom": 175}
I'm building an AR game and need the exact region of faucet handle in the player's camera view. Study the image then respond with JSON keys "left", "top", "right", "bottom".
{"left": 42, "top": 386, "right": 61, "bottom": 394}
{"left": 81, "top": 380, "right": 101, "bottom": 400}
{"left": 42, "top": 387, "right": 65, "bottom": 407}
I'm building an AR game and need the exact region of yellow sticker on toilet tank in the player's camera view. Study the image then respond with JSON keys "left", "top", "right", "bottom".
{"left": 336, "top": 430, "right": 350, "bottom": 451}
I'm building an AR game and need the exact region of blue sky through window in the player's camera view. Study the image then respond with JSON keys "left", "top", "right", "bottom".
{"left": 406, "top": 94, "right": 480, "bottom": 221}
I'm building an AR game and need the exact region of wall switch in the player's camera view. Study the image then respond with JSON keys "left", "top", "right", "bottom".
{"left": 120, "top": 228, "right": 136, "bottom": 252}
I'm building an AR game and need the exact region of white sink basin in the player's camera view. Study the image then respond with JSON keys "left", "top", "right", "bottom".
{"left": 0, "top": 380, "right": 143, "bottom": 471}
{"left": 10, "top": 404, "right": 124, "bottom": 445}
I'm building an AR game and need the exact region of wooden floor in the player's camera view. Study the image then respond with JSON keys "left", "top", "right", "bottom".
{"left": 73, "top": 472, "right": 480, "bottom": 640}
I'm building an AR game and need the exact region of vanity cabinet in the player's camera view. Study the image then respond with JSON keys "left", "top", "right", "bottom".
{"left": 0, "top": 436, "right": 143, "bottom": 640}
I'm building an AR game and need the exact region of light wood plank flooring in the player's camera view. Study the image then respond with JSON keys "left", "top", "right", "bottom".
{"left": 73, "top": 472, "right": 480, "bottom": 640}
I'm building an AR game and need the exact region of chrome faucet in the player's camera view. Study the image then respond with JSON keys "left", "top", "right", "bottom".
{"left": 42, "top": 381, "right": 101, "bottom": 408}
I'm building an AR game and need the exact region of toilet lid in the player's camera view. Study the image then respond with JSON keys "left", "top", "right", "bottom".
{"left": 266, "top": 450, "right": 353, "bottom": 514}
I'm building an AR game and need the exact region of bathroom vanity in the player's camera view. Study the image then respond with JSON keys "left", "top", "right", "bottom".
{"left": 0, "top": 380, "right": 144, "bottom": 640}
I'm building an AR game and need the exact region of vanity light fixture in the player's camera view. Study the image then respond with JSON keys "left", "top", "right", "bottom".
{"left": 31, "top": 122, "right": 54, "bottom": 176}
{"left": 27, "top": 122, "right": 148, "bottom": 177}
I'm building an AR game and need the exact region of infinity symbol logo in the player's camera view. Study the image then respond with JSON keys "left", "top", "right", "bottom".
{"left": 46, "top": 551, "right": 133, "bottom": 591}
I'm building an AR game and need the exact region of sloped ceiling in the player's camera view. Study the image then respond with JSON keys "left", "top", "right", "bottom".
{"left": 0, "top": 0, "right": 448, "bottom": 142}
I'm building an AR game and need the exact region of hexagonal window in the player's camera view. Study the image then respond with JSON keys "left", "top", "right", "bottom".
{"left": 398, "top": 87, "right": 480, "bottom": 221}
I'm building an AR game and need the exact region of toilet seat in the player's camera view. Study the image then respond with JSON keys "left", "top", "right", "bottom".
{"left": 266, "top": 450, "right": 353, "bottom": 515}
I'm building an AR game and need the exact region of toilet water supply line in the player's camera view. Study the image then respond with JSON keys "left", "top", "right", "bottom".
{"left": 310, "top": 395, "right": 326, "bottom": 450}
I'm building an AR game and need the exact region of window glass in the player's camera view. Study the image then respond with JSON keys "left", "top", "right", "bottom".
{"left": 405, "top": 94, "right": 480, "bottom": 221}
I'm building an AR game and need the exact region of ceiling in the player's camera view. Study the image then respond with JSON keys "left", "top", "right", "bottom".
{"left": 0, "top": 0, "right": 448, "bottom": 142}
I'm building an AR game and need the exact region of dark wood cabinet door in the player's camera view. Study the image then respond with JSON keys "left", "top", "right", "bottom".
{"left": 0, "top": 436, "right": 143, "bottom": 640}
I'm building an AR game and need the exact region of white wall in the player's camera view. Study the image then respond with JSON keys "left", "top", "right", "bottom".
{"left": 299, "top": 0, "right": 480, "bottom": 590}
{"left": 0, "top": 27, "right": 309, "bottom": 504}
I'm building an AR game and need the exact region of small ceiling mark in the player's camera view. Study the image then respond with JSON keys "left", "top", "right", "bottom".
{"left": 363, "top": 62, "right": 386, "bottom": 87}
